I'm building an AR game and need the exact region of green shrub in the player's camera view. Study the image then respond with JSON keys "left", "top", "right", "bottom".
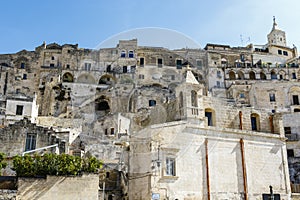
{"left": 0, "top": 153, "right": 7, "bottom": 175}
{"left": 12, "top": 153, "right": 102, "bottom": 177}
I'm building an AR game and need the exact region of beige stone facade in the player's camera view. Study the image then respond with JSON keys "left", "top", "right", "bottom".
{"left": 0, "top": 18, "right": 299, "bottom": 199}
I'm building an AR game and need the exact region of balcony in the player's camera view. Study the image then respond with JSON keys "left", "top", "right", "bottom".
{"left": 286, "top": 134, "right": 300, "bottom": 141}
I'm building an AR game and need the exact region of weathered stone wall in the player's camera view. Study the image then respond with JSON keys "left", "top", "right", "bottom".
{"left": 17, "top": 174, "right": 99, "bottom": 200}
{"left": 129, "top": 122, "right": 290, "bottom": 200}
{"left": 0, "top": 119, "right": 67, "bottom": 156}
{"left": 0, "top": 190, "right": 17, "bottom": 200}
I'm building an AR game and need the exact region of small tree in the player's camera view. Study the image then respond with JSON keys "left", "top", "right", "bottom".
{"left": 0, "top": 153, "right": 7, "bottom": 175}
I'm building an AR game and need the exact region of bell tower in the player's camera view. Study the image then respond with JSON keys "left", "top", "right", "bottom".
{"left": 267, "top": 16, "right": 287, "bottom": 47}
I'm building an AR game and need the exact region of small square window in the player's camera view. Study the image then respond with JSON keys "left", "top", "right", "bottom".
{"left": 51, "top": 56, "right": 55, "bottom": 60}
{"left": 149, "top": 100, "right": 156, "bottom": 107}
{"left": 283, "top": 51, "right": 288, "bottom": 56}
{"left": 20, "top": 63, "right": 25, "bottom": 69}
{"left": 66, "top": 64, "right": 70, "bottom": 69}
{"left": 284, "top": 127, "right": 291, "bottom": 134}
{"left": 278, "top": 50, "right": 282, "bottom": 55}
{"left": 240, "top": 93, "right": 245, "bottom": 98}
{"left": 50, "top": 63, "right": 55, "bottom": 67}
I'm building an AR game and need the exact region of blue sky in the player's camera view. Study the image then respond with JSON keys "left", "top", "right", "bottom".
{"left": 1, "top": 0, "right": 300, "bottom": 53}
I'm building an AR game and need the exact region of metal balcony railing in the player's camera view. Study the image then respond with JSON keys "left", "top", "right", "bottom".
{"left": 286, "top": 134, "right": 299, "bottom": 141}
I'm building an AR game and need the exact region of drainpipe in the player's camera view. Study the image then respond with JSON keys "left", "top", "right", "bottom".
{"left": 205, "top": 138, "right": 210, "bottom": 200}
{"left": 240, "top": 139, "right": 248, "bottom": 200}
{"left": 269, "top": 115, "right": 274, "bottom": 133}
{"left": 239, "top": 111, "right": 243, "bottom": 130}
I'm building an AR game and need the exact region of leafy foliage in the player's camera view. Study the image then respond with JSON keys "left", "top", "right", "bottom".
{"left": 13, "top": 153, "right": 102, "bottom": 177}
{"left": 0, "top": 153, "right": 7, "bottom": 175}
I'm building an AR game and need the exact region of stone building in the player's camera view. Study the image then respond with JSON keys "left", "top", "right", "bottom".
{"left": 0, "top": 18, "right": 299, "bottom": 199}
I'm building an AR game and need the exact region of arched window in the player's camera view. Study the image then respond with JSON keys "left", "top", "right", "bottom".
{"left": 250, "top": 113, "right": 260, "bottom": 131}
{"left": 271, "top": 71, "right": 277, "bottom": 80}
{"left": 128, "top": 50, "right": 134, "bottom": 58}
{"left": 62, "top": 73, "right": 74, "bottom": 82}
{"left": 260, "top": 72, "right": 266, "bottom": 80}
{"left": 237, "top": 71, "right": 244, "bottom": 80}
{"left": 249, "top": 71, "right": 256, "bottom": 80}
{"left": 95, "top": 96, "right": 110, "bottom": 113}
{"left": 191, "top": 90, "right": 198, "bottom": 107}
{"left": 229, "top": 71, "right": 235, "bottom": 80}
{"left": 205, "top": 108, "right": 215, "bottom": 126}
{"left": 120, "top": 50, "right": 126, "bottom": 58}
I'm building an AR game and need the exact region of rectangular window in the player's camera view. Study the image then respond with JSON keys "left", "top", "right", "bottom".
{"left": 106, "top": 65, "right": 111, "bottom": 72}
{"left": 84, "top": 63, "right": 91, "bottom": 71}
{"left": 293, "top": 95, "right": 299, "bottom": 105}
{"left": 166, "top": 158, "right": 176, "bottom": 176}
{"left": 111, "top": 128, "right": 115, "bottom": 135}
{"left": 23, "top": 74, "right": 27, "bottom": 80}
{"left": 20, "top": 63, "right": 25, "bottom": 69}
{"left": 171, "top": 75, "right": 175, "bottom": 80}
{"left": 16, "top": 105, "right": 23, "bottom": 115}
{"left": 196, "top": 60, "right": 203, "bottom": 69}
{"left": 50, "top": 63, "right": 55, "bottom": 67}
{"left": 123, "top": 66, "right": 128, "bottom": 73}
{"left": 240, "top": 93, "right": 245, "bottom": 98}
{"left": 284, "top": 127, "right": 291, "bottom": 135}
{"left": 140, "top": 58, "right": 144, "bottom": 66}
{"left": 138, "top": 74, "right": 144, "bottom": 79}
{"left": 292, "top": 73, "right": 297, "bottom": 79}
{"left": 176, "top": 59, "right": 182, "bottom": 69}
{"left": 25, "top": 133, "right": 36, "bottom": 151}
{"left": 287, "top": 149, "right": 294, "bottom": 157}
{"left": 217, "top": 71, "right": 221, "bottom": 78}
{"left": 205, "top": 112, "right": 213, "bottom": 126}
{"left": 269, "top": 93, "right": 276, "bottom": 102}
{"left": 216, "top": 81, "right": 220, "bottom": 88}
{"left": 128, "top": 51, "right": 134, "bottom": 58}
{"left": 278, "top": 50, "right": 282, "bottom": 55}
{"left": 66, "top": 64, "right": 70, "bottom": 69}
{"left": 251, "top": 116, "right": 257, "bottom": 131}
{"left": 157, "top": 58, "right": 163, "bottom": 67}
{"left": 283, "top": 51, "right": 288, "bottom": 56}
{"left": 131, "top": 65, "right": 136, "bottom": 72}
